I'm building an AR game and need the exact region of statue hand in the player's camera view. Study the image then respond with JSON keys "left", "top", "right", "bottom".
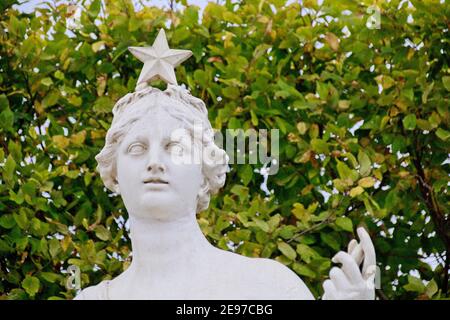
{"left": 322, "top": 227, "right": 376, "bottom": 300}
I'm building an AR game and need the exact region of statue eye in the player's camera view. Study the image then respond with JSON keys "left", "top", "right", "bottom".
{"left": 167, "top": 142, "right": 184, "bottom": 155}
{"left": 128, "top": 143, "right": 146, "bottom": 154}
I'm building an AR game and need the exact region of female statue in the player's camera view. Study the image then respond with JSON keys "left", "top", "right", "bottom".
{"left": 74, "top": 29, "right": 376, "bottom": 300}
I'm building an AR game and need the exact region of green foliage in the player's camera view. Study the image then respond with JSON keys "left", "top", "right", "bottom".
{"left": 0, "top": 0, "right": 449, "bottom": 300}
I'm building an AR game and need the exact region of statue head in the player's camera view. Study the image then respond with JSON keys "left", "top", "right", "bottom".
{"left": 95, "top": 84, "right": 229, "bottom": 220}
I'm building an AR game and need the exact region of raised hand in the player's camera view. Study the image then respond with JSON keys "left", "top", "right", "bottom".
{"left": 322, "top": 227, "right": 376, "bottom": 300}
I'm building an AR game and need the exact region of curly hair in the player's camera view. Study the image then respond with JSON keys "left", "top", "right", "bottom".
{"left": 95, "top": 83, "right": 229, "bottom": 212}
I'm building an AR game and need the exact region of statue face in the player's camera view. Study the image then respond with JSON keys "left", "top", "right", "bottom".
{"left": 115, "top": 110, "right": 203, "bottom": 221}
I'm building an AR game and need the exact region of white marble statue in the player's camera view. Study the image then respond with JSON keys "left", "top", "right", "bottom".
{"left": 74, "top": 29, "right": 376, "bottom": 300}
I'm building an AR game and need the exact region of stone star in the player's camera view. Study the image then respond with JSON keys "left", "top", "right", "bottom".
{"left": 128, "top": 28, "right": 192, "bottom": 87}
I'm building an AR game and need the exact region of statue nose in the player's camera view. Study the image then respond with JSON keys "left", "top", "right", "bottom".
{"left": 147, "top": 162, "right": 165, "bottom": 172}
{"left": 146, "top": 151, "right": 165, "bottom": 173}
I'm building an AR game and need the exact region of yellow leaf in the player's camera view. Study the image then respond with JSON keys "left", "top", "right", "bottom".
{"left": 70, "top": 130, "right": 86, "bottom": 146}
{"left": 292, "top": 203, "right": 311, "bottom": 223}
{"left": 373, "top": 169, "right": 383, "bottom": 181}
{"left": 90, "top": 130, "right": 105, "bottom": 140}
{"left": 92, "top": 40, "right": 105, "bottom": 52}
{"left": 325, "top": 32, "right": 339, "bottom": 51}
{"left": 375, "top": 75, "right": 395, "bottom": 90}
{"left": 296, "top": 150, "right": 312, "bottom": 163}
{"left": 338, "top": 100, "right": 350, "bottom": 110}
{"left": 358, "top": 177, "right": 376, "bottom": 188}
{"left": 307, "top": 202, "right": 319, "bottom": 214}
{"left": 61, "top": 236, "right": 72, "bottom": 252}
{"left": 52, "top": 135, "right": 70, "bottom": 149}
{"left": 296, "top": 122, "right": 308, "bottom": 135}
{"left": 68, "top": 95, "right": 82, "bottom": 107}
{"left": 333, "top": 178, "right": 353, "bottom": 192}
{"left": 96, "top": 75, "right": 107, "bottom": 97}
{"left": 349, "top": 186, "right": 364, "bottom": 197}
{"left": 399, "top": 171, "right": 409, "bottom": 178}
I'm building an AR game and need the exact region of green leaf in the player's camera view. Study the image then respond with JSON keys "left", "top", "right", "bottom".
{"left": 14, "top": 210, "right": 29, "bottom": 230}
{"left": 9, "top": 15, "right": 26, "bottom": 37}
{"left": 316, "top": 82, "right": 328, "bottom": 100}
{"left": 8, "top": 140, "right": 22, "bottom": 160}
{"left": 40, "top": 77, "right": 53, "bottom": 87}
{"left": 0, "top": 214, "right": 16, "bottom": 229}
{"left": 311, "top": 138, "right": 329, "bottom": 154}
{"left": 94, "top": 225, "right": 111, "bottom": 241}
{"left": 442, "top": 76, "right": 450, "bottom": 91}
{"left": 0, "top": 94, "right": 9, "bottom": 111}
{"left": 239, "top": 165, "right": 253, "bottom": 186}
{"left": 402, "top": 114, "right": 416, "bottom": 130}
{"left": 49, "top": 238, "right": 61, "bottom": 258}
{"left": 279, "top": 225, "right": 296, "bottom": 239}
{"left": 336, "top": 159, "right": 359, "bottom": 182}
{"left": 0, "top": 107, "right": 14, "bottom": 132}
{"left": 292, "top": 263, "right": 316, "bottom": 278}
{"left": 3, "top": 154, "right": 16, "bottom": 183}
{"left": 93, "top": 96, "right": 114, "bottom": 113}
{"left": 40, "top": 272, "right": 61, "bottom": 283}
{"left": 88, "top": 0, "right": 101, "bottom": 17}
{"left": 54, "top": 70, "right": 64, "bottom": 80}
{"left": 230, "top": 185, "right": 249, "bottom": 202}
{"left": 277, "top": 241, "right": 297, "bottom": 260}
{"left": 357, "top": 150, "right": 371, "bottom": 177}
{"left": 0, "top": 239, "right": 12, "bottom": 253}
{"left": 422, "top": 82, "right": 434, "bottom": 103}
{"left": 296, "top": 243, "right": 320, "bottom": 263}
{"left": 435, "top": 128, "right": 450, "bottom": 141}
{"left": 403, "top": 275, "right": 425, "bottom": 293}
{"left": 22, "top": 276, "right": 40, "bottom": 297}
{"left": 425, "top": 279, "right": 438, "bottom": 298}
{"left": 320, "top": 232, "right": 340, "bottom": 251}
{"left": 7, "top": 288, "right": 28, "bottom": 299}
{"left": 253, "top": 218, "right": 269, "bottom": 233}
{"left": 335, "top": 217, "right": 353, "bottom": 232}
{"left": 222, "top": 86, "right": 240, "bottom": 99}
{"left": 42, "top": 90, "right": 60, "bottom": 108}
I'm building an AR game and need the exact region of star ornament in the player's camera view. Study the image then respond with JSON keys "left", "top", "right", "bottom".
{"left": 128, "top": 28, "right": 192, "bottom": 87}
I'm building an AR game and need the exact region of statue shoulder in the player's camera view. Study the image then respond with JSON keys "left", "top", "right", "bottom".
{"left": 73, "top": 280, "right": 110, "bottom": 300}
{"left": 214, "top": 250, "right": 315, "bottom": 299}
{"left": 251, "top": 258, "right": 315, "bottom": 300}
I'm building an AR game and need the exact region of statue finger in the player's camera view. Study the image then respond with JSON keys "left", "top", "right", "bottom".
{"left": 329, "top": 267, "right": 352, "bottom": 291}
{"left": 350, "top": 243, "right": 364, "bottom": 266}
{"left": 332, "top": 251, "right": 364, "bottom": 284}
{"left": 322, "top": 279, "right": 338, "bottom": 300}
{"left": 357, "top": 227, "right": 376, "bottom": 277}
{"left": 347, "top": 239, "right": 358, "bottom": 255}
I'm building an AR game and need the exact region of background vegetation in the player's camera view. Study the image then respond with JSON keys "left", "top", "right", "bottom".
{"left": 0, "top": 0, "right": 448, "bottom": 300}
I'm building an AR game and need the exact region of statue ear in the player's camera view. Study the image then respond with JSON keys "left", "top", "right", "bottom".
{"left": 200, "top": 176, "right": 208, "bottom": 192}
{"left": 196, "top": 177, "right": 208, "bottom": 199}
{"left": 195, "top": 177, "right": 209, "bottom": 213}
{"left": 113, "top": 177, "right": 121, "bottom": 195}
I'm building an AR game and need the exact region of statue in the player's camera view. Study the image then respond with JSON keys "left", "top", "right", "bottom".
{"left": 74, "top": 29, "right": 376, "bottom": 300}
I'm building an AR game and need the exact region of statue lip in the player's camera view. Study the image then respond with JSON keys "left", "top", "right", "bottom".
{"left": 142, "top": 177, "right": 169, "bottom": 185}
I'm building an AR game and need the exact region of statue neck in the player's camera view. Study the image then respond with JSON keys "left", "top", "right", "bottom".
{"left": 126, "top": 213, "right": 215, "bottom": 276}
